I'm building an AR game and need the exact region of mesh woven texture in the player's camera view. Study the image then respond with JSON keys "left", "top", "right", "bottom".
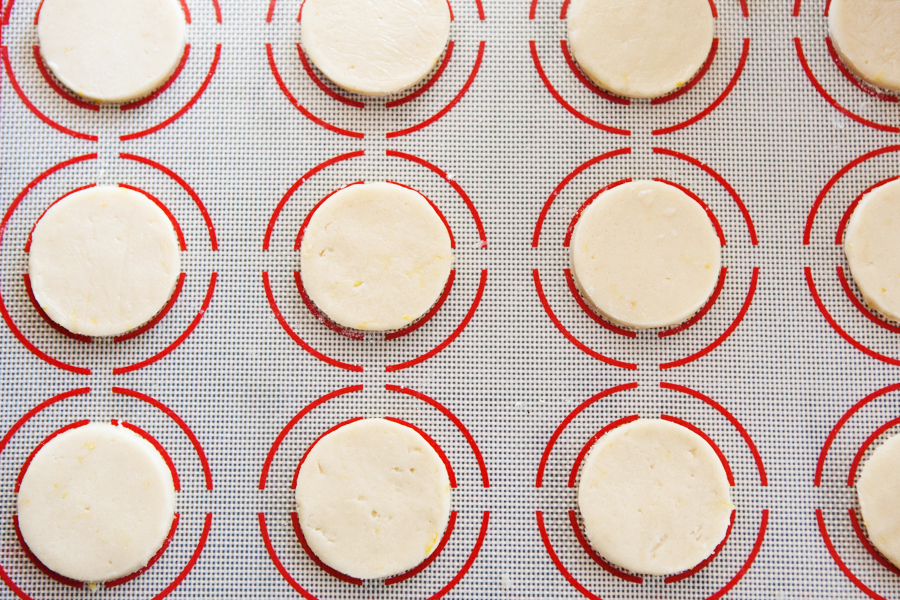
{"left": 1, "top": 0, "right": 899, "bottom": 597}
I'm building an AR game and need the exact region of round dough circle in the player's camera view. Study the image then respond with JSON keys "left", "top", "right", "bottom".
{"left": 857, "top": 431, "right": 900, "bottom": 569}
{"left": 295, "top": 418, "right": 452, "bottom": 580}
{"left": 300, "top": 0, "right": 451, "bottom": 95}
{"left": 577, "top": 419, "right": 733, "bottom": 576}
{"left": 830, "top": 0, "right": 900, "bottom": 93}
{"left": 567, "top": 0, "right": 714, "bottom": 98}
{"left": 844, "top": 179, "right": 900, "bottom": 323}
{"left": 37, "top": 0, "right": 186, "bottom": 103}
{"left": 29, "top": 185, "right": 182, "bottom": 338}
{"left": 299, "top": 182, "right": 453, "bottom": 331}
{"left": 17, "top": 422, "right": 176, "bottom": 583}
{"left": 569, "top": 180, "right": 721, "bottom": 329}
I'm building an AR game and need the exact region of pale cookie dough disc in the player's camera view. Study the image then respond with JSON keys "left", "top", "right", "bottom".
{"left": 844, "top": 179, "right": 900, "bottom": 323}
{"left": 577, "top": 419, "right": 733, "bottom": 576}
{"left": 830, "top": 0, "right": 900, "bottom": 93}
{"left": 299, "top": 182, "right": 453, "bottom": 331}
{"left": 17, "top": 423, "right": 176, "bottom": 583}
{"left": 857, "top": 432, "right": 900, "bottom": 568}
{"left": 570, "top": 180, "right": 721, "bottom": 329}
{"left": 567, "top": 0, "right": 714, "bottom": 98}
{"left": 295, "top": 418, "right": 452, "bottom": 580}
{"left": 29, "top": 185, "right": 182, "bottom": 338}
{"left": 300, "top": 0, "right": 451, "bottom": 95}
{"left": 37, "top": 0, "right": 186, "bottom": 103}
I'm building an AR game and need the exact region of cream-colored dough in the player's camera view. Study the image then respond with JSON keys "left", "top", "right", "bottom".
{"left": 17, "top": 423, "right": 176, "bottom": 583}
{"left": 567, "top": 0, "right": 714, "bottom": 98}
{"left": 300, "top": 0, "right": 451, "bottom": 95}
{"left": 577, "top": 419, "right": 733, "bottom": 576}
{"left": 29, "top": 185, "right": 182, "bottom": 338}
{"left": 299, "top": 182, "right": 453, "bottom": 331}
{"left": 295, "top": 418, "right": 452, "bottom": 580}
{"left": 830, "top": 0, "right": 900, "bottom": 93}
{"left": 858, "top": 432, "right": 900, "bottom": 569}
{"left": 844, "top": 179, "right": 900, "bottom": 323}
{"left": 569, "top": 180, "right": 721, "bottom": 329}
{"left": 37, "top": 0, "right": 186, "bottom": 103}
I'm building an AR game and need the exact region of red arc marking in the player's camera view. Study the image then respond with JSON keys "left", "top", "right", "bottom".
{"left": 385, "top": 511, "right": 457, "bottom": 585}
{"left": 563, "top": 269, "right": 636, "bottom": 338}
{"left": 533, "top": 270, "right": 638, "bottom": 370}
{"left": 653, "top": 147, "right": 757, "bottom": 245}
{"left": 386, "top": 271, "right": 456, "bottom": 340}
{"left": 795, "top": 38, "right": 900, "bottom": 134}
{"left": 817, "top": 509, "right": 887, "bottom": 600}
{"left": 805, "top": 267, "right": 900, "bottom": 367}
{"left": 290, "top": 417, "right": 365, "bottom": 489}
{"left": 112, "top": 387, "right": 214, "bottom": 490}
{"left": 847, "top": 416, "right": 900, "bottom": 487}
{"left": 1, "top": 46, "right": 97, "bottom": 140}
{"left": 121, "top": 45, "right": 222, "bottom": 141}
{"left": 567, "top": 510, "right": 642, "bottom": 584}
{"left": 0, "top": 388, "right": 92, "bottom": 456}
{"left": 12, "top": 514, "right": 83, "bottom": 588}
{"left": 113, "top": 272, "right": 218, "bottom": 374}
{"left": 653, "top": 178, "right": 726, "bottom": 245}
{"left": 265, "top": 44, "right": 365, "bottom": 139}
{"left": 661, "top": 382, "right": 768, "bottom": 485}
{"left": 559, "top": 40, "right": 629, "bottom": 106}
{"left": 104, "top": 514, "right": 180, "bottom": 588}
{"left": 31, "top": 45, "right": 98, "bottom": 111}
{"left": 837, "top": 266, "right": 900, "bottom": 335}
{"left": 120, "top": 421, "right": 181, "bottom": 490}
{"left": 14, "top": 420, "right": 90, "bottom": 493}
{"left": 293, "top": 182, "right": 365, "bottom": 251}
{"left": 265, "top": 152, "right": 365, "bottom": 251}
{"left": 293, "top": 271, "right": 364, "bottom": 340}
{"left": 121, "top": 45, "right": 192, "bottom": 111}
{"left": 660, "top": 266, "right": 759, "bottom": 370}
{"left": 386, "top": 270, "right": 487, "bottom": 372}
{"left": 835, "top": 177, "right": 900, "bottom": 245}
{"left": 22, "top": 273, "right": 92, "bottom": 343}
{"left": 825, "top": 37, "right": 898, "bottom": 104}
{"left": 849, "top": 508, "right": 900, "bottom": 577}
{"left": 386, "top": 41, "right": 455, "bottom": 108}
{"left": 653, "top": 38, "right": 750, "bottom": 135}
{"left": 262, "top": 272, "right": 363, "bottom": 371}
{"left": 119, "top": 153, "right": 218, "bottom": 250}
{"left": 529, "top": 41, "right": 631, "bottom": 136}
{"left": 387, "top": 41, "right": 486, "bottom": 138}
{"left": 386, "top": 384, "right": 490, "bottom": 487}
{"left": 24, "top": 183, "right": 97, "bottom": 252}
{"left": 296, "top": 44, "right": 365, "bottom": 108}
{"left": 563, "top": 178, "right": 632, "bottom": 248}
{"left": 117, "top": 183, "right": 187, "bottom": 250}
{"left": 666, "top": 509, "right": 736, "bottom": 584}
{"left": 536, "top": 383, "right": 639, "bottom": 487}
{"left": 290, "top": 512, "right": 364, "bottom": 585}
{"left": 534, "top": 148, "right": 632, "bottom": 248}
{"left": 259, "top": 385, "right": 364, "bottom": 490}
{"left": 661, "top": 414, "right": 735, "bottom": 486}
{"left": 814, "top": 382, "right": 900, "bottom": 486}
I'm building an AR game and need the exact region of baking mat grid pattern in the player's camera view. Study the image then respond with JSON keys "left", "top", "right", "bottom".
{"left": 1, "top": 0, "right": 900, "bottom": 597}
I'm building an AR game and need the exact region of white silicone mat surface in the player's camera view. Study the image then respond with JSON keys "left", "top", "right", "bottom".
{"left": 1, "top": 0, "right": 900, "bottom": 597}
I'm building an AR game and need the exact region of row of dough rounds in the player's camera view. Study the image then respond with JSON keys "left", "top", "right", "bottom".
{"left": 17, "top": 417, "right": 900, "bottom": 583}
{"left": 27, "top": 178, "right": 900, "bottom": 340}
{"left": 36, "top": 0, "right": 900, "bottom": 103}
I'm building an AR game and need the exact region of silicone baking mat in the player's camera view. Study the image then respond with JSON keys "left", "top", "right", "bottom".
{"left": 1, "top": 0, "right": 900, "bottom": 597}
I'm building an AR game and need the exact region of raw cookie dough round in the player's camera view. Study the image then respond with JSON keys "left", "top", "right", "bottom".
{"left": 577, "top": 418, "right": 733, "bottom": 576}
{"left": 844, "top": 179, "right": 900, "bottom": 323}
{"left": 857, "top": 431, "right": 900, "bottom": 569}
{"left": 300, "top": 0, "right": 451, "bottom": 95}
{"left": 567, "top": 0, "right": 714, "bottom": 98}
{"left": 299, "top": 182, "right": 453, "bottom": 331}
{"left": 29, "top": 185, "right": 182, "bottom": 338}
{"left": 569, "top": 180, "right": 721, "bottom": 329}
{"left": 37, "top": 0, "right": 186, "bottom": 103}
{"left": 17, "top": 422, "right": 176, "bottom": 583}
{"left": 830, "top": 0, "right": 900, "bottom": 93}
{"left": 295, "top": 418, "right": 452, "bottom": 580}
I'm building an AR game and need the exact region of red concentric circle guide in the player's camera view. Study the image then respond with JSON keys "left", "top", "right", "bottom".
{"left": 535, "top": 382, "right": 767, "bottom": 599}
{"left": 531, "top": 148, "right": 759, "bottom": 370}
{"left": 1, "top": 0, "right": 222, "bottom": 142}
{"left": 792, "top": 0, "right": 900, "bottom": 132}
{"left": 0, "top": 155, "right": 219, "bottom": 376}
{"left": 263, "top": 150, "right": 487, "bottom": 372}
{"left": 527, "top": 0, "right": 748, "bottom": 136}
{"left": 814, "top": 383, "right": 900, "bottom": 599}
{"left": 265, "top": 0, "right": 485, "bottom": 139}
{"left": 0, "top": 387, "right": 213, "bottom": 599}
{"left": 803, "top": 146, "right": 900, "bottom": 366}
{"left": 257, "top": 385, "right": 489, "bottom": 599}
